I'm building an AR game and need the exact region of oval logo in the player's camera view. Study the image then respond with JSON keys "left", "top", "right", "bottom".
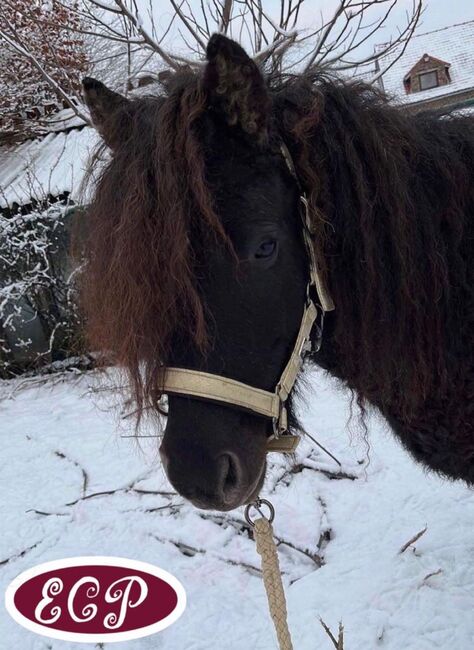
{"left": 4, "top": 556, "right": 186, "bottom": 643}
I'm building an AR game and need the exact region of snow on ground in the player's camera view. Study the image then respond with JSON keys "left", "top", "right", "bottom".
{"left": 1, "top": 367, "right": 474, "bottom": 650}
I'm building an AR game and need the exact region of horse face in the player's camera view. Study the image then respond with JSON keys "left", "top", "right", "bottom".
{"left": 161, "top": 119, "right": 307, "bottom": 510}
{"left": 83, "top": 35, "right": 307, "bottom": 511}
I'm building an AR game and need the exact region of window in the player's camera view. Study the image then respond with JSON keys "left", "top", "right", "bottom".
{"left": 419, "top": 70, "right": 439, "bottom": 90}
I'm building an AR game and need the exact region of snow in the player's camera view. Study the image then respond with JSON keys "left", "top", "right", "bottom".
{"left": 379, "top": 20, "right": 474, "bottom": 105}
{"left": 1, "top": 367, "right": 474, "bottom": 649}
{"left": 0, "top": 126, "right": 99, "bottom": 208}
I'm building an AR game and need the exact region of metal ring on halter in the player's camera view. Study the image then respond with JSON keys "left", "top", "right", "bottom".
{"left": 244, "top": 498, "right": 275, "bottom": 527}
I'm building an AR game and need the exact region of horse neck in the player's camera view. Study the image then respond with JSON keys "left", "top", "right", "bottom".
{"left": 305, "top": 87, "right": 474, "bottom": 416}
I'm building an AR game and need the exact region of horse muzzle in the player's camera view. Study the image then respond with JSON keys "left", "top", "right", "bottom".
{"left": 159, "top": 444, "right": 267, "bottom": 511}
{"left": 159, "top": 399, "right": 268, "bottom": 510}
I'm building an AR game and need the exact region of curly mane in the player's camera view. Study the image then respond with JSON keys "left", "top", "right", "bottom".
{"left": 273, "top": 75, "right": 474, "bottom": 420}
{"left": 82, "top": 72, "right": 227, "bottom": 415}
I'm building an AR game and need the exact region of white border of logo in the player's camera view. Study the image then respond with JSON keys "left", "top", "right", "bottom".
{"left": 4, "top": 556, "right": 186, "bottom": 643}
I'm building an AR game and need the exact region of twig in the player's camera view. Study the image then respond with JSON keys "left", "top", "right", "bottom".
{"left": 420, "top": 568, "right": 442, "bottom": 586}
{"left": 301, "top": 430, "right": 342, "bottom": 467}
{"left": 320, "top": 619, "right": 344, "bottom": 649}
{"left": 112, "top": 0, "right": 187, "bottom": 69}
{"left": 399, "top": 525, "right": 427, "bottom": 554}
{"left": 219, "top": 0, "right": 233, "bottom": 34}
{"left": 169, "top": 0, "right": 207, "bottom": 50}
{"left": 0, "top": 540, "right": 42, "bottom": 566}
{"left": 148, "top": 533, "right": 262, "bottom": 574}
{"left": 54, "top": 450, "right": 89, "bottom": 496}
{"left": 26, "top": 509, "right": 70, "bottom": 517}
{"left": 61, "top": 485, "right": 175, "bottom": 507}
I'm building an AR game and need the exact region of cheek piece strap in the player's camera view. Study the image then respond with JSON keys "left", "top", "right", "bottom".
{"left": 161, "top": 144, "right": 335, "bottom": 454}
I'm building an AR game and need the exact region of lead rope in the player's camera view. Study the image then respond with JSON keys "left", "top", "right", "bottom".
{"left": 245, "top": 499, "right": 293, "bottom": 650}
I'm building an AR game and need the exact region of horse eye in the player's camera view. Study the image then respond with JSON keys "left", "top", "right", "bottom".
{"left": 255, "top": 240, "right": 277, "bottom": 259}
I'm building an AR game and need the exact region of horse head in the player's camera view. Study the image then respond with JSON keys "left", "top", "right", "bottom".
{"left": 82, "top": 35, "right": 310, "bottom": 510}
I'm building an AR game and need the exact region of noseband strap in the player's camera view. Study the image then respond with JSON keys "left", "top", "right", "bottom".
{"left": 161, "top": 144, "right": 334, "bottom": 454}
{"left": 163, "top": 367, "right": 282, "bottom": 421}
{"left": 164, "top": 300, "right": 317, "bottom": 453}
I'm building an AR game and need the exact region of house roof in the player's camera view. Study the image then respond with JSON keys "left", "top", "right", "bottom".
{"left": 378, "top": 20, "right": 474, "bottom": 105}
{"left": 403, "top": 54, "right": 451, "bottom": 81}
{"left": 0, "top": 125, "right": 99, "bottom": 208}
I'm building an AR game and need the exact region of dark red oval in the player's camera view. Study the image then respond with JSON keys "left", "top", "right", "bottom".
{"left": 14, "top": 565, "right": 176, "bottom": 633}
{"left": 5, "top": 557, "right": 186, "bottom": 641}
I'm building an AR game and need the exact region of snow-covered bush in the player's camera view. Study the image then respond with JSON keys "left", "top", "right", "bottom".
{"left": 0, "top": 199, "right": 86, "bottom": 377}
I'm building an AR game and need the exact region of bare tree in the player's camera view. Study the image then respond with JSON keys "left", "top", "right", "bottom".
{"left": 67, "top": 0, "right": 423, "bottom": 74}
{"left": 0, "top": 0, "right": 423, "bottom": 129}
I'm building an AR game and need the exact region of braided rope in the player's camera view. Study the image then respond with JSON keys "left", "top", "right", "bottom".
{"left": 254, "top": 517, "right": 293, "bottom": 650}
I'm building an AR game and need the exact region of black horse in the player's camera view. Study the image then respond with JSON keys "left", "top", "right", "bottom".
{"left": 82, "top": 35, "right": 474, "bottom": 511}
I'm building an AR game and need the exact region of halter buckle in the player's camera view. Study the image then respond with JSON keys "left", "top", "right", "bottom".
{"left": 272, "top": 398, "right": 287, "bottom": 438}
{"left": 267, "top": 434, "right": 300, "bottom": 453}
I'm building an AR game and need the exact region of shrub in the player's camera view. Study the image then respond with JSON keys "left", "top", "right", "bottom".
{"left": 0, "top": 199, "right": 87, "bottom": 377}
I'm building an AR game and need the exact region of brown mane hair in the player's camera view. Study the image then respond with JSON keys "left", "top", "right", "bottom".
{"left": 82, "top": 72, "right": 227, "bottom": 416}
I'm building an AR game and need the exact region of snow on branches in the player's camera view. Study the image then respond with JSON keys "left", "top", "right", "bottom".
{"left": 0, "top": 199, "right": 85, "bottom": 377}
{"left": 0, "top": 0, "right": 88, "bottom": 143}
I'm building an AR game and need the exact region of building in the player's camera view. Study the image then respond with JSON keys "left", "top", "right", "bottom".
{"left": 0, "top": 109, "right": 96, "bottom": 212}
{"left": 377, "top": 20, "right": 474, "bottom": 113}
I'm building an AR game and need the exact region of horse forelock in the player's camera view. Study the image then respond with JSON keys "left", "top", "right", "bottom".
{"left": 82, "top": 71, "right": 230, "bottom": 420}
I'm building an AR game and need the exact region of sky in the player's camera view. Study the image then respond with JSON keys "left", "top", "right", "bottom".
{"left": 359, "top": 0, "right": 473, "bottom": 47}
{"left": 147, "top": 0, "right": 474, "bottom": 64}
{"left": 290, "top": 0, "right": 474, "bottom": 60}
{"left": 415, "top": 0, "right": 472, "bottom": 32}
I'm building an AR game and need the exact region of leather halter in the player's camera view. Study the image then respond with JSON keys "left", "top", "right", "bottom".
{"left": 162, "top": 144, "right": 335, "bottom": 453}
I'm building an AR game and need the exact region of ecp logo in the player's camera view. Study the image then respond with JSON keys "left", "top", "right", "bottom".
{"left": 4, "top": 556, "right": 186, "bottom": 643}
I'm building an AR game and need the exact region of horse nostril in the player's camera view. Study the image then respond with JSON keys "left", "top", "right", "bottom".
{"left": 217, "top": 453, "right": 242, "bottom": 503}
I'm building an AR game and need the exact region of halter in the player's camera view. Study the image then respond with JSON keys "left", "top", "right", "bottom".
{"left": 161, "top": 144, "right": 335, "bottom": 453}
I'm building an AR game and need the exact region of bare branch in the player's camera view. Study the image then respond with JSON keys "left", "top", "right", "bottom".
{"left": 210, "top": 0, "right": 225, "bottom": 28}
{"left": 112, "top": 0, "right": 183, "bottom": 69}
{"left": 399, "top": 525, "right": 428, "bottom": 554}
{"left": 286, "top": 0, "right": 423, "bottom": 78}
{"left": 239, "top": 0, "right": 267, "bottom": 50}
{"left": 88, "top": 0, "right": 123, "bottom": 13}
{"left": 320, "top": 619, "right": 344, "bottom": 650}
{"left": 322, "top": 0, "right": 402, "bottom": 69}
{"left": 288, "top": 0, "right": 305, "bottom": 30}
{"left": 0, "top": 24, "right": 90, "bottom": 126}
{"left": 254, "top": 30, "right": 297, "bottom": 64}
{"left": 0, "top": 0, "right": 425, "bottom": 140}
{"left": 368, "top": 3, "right": 423, "bottom": 83}
{"left": 303, "top": 0, "right": 350, "bottom": 71}
{"left": 247, "top": 0, "right": 294, "bottom": 38}
{"left": 200, "top": 1, "right": 211, "bottom": 36}
{"left": 168, "top": 0, "right": 207, "bottom": 51}
{"left": 183, "top": 1, "right": 210, "bottom": 40}
{"left": 219, "top": 0, "right": 233, "bottom": 34}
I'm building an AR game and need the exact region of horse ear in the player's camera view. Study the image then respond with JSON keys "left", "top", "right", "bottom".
{"left": 82, "top": 77, "right": 131, "bottom": 149}
{"left": 203, "top": 34, "right": 271, "bottom": 141}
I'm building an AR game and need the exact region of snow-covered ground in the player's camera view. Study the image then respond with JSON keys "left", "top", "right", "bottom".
{"left": 1, "top": 367, "right": 474, "bottom": 650}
